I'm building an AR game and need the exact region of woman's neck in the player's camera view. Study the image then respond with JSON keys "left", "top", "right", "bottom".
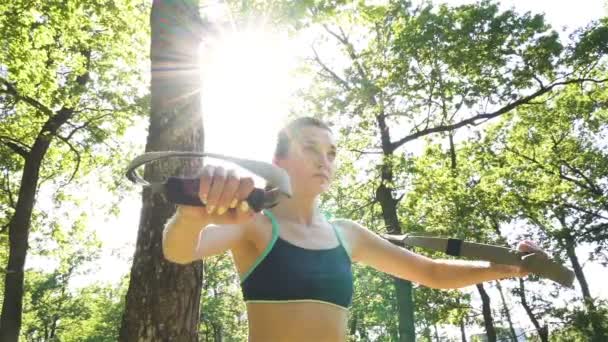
{"left": 270, "top": 194, "right": 322, "bottom": 226}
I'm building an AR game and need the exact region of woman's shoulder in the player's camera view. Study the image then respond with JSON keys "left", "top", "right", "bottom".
{"left": 328, "top": 217, "right": 363, "bottom": 232}
{"left": 244, "top": 211, "right": 275, "bottom": 240}
{"left": 327, "top": 217, "right": 366, "bottom": 247}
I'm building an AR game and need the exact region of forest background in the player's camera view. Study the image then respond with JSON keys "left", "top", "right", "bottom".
{"left": 1, "top": 0, "right": 607, "bottom": 341}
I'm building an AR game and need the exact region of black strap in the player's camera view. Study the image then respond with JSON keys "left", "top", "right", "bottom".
{"left": 446, "top": 238, "right": 462, "bottom": 256}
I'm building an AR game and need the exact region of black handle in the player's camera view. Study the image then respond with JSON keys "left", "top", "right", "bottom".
{"left": 164, "top": 177, "right": 267, "bottom": 212}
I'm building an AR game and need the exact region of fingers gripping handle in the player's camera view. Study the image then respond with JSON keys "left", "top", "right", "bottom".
{"left": 165, "top": 177, "right": 267, "bottom": 212}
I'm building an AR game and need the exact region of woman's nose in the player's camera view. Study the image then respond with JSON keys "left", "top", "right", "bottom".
{"left": 317, "top": 155, "right": 331, "bottom": 169}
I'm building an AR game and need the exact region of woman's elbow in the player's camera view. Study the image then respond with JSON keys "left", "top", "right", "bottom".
{"left": 162, "top": 240, "right": 196, "bottom": 265}
{"left": 163, "top": 251, "right": 194, "bottom": 265}
{"left": 417, "top": 260, "right": 455, "bottom": 290}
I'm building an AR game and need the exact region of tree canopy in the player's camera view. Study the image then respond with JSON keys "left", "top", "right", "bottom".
{"left": 1, "top": 0, "right": 606, "bottom": 341}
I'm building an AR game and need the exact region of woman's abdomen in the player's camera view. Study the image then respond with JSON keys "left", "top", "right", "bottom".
{"left": 246, "top": 301, "right": 348, "bottom": 342}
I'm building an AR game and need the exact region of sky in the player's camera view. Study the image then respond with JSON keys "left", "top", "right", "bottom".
{"left": 27, "top": 0, "right": 607, "bottom": 337}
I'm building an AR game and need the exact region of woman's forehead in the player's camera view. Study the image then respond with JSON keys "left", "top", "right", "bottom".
{"left": 296, "top": 126, "right": 336, "bottom": 146}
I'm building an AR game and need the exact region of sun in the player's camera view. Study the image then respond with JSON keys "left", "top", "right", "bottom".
{"left": 199, "top": 28, "right": 299, "bottom": 165}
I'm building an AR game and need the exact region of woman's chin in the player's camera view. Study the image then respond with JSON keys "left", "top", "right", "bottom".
{"left": 298, "top": 185, "right": 328, "bottom": 198}
{"left": 317, "top": 183, "right": 330, "bottom": 194}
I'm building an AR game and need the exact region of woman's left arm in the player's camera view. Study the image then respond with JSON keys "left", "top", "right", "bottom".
{"left": 337, "top": 219, "right": 538, "bottom": 289}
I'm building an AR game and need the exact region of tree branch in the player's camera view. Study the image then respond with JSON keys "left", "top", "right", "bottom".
{"left": 347, "top": 198, "right": 376, "bottom": 218}
{"left": 349, "top": 148, "right": 383, "bottom": 156}
{"left": 0, "top": 135, "right": 30, "bottom": 158}
{"left": 53, "top": 133, "right": 82, "bottom": 186}
{"left": 560, "top": 202, "right": 608, "bottom": 221}
{"left": 64, "top": 112, "right": 115, "bottom": 140}
{"left": 559, "top": 158, "right": 603, "bottom": 197}
{"left": 0, "top": 76, "right": 54, "bottom": 117}
{"left": 579, "top": 222, "right": 608, "bottom": 241}
{"left": 311, "top": 45, "right": 352, "bottom": 91}
{"left": 323, "top": 24, "right": 369, "bottom": 85}
{"left": 390, "top": 77, "right": 608, "bottom": 150}
{"left": 505, "top": 145, "right": 597, "bottom": 194}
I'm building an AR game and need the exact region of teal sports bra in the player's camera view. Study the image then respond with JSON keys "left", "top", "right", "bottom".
{"left": 240, "top": 210, "right": 353, "bottom": 309}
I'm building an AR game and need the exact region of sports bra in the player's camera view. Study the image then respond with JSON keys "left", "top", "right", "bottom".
{"left": 240, "top": 210, "right": 353, "bottom": 309}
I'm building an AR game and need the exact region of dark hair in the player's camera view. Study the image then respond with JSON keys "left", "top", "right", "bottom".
{"left": 273, "top": 117, "right": 332, "bottom": 159}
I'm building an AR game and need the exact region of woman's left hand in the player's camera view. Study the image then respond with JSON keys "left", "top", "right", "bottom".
{"left": 493, "top": 240, "right": 549, "bottom": 278}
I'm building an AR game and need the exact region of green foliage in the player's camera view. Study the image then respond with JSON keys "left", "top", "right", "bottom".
{"left": 0, "top": 0, "right": 149, "bottom": 207}
{"left": 306, "top": 0, "right": 607, "bottom": 340}
{"left": 21, "top": 272, "right": 127, "bottom": 342}
{"left": 2, "top": 0, "right": 604, "bottom": 340}
{"left": 19, "top": 214, "right": 126, "bottom": 341}
{"left": 348, "top": 266, "right": 399, "bottom": 341}
{"left": 199, "top": 253, "right": 248, "bottom": 341}
{"left": 482, "top": 81, "right": 608, "bottom": 254}
{"left": 223, "top": 0, "right": 352, "bottom": 30}
{"left": 550, "top": 300, "right": 608, "bottom": 341}
{"left": 0, "top": 0, "right": 148, "bottom": 338}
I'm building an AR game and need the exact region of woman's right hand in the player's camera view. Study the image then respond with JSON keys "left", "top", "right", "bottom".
{"left": 176, "top": 165, "right": 256, "bottom": 225}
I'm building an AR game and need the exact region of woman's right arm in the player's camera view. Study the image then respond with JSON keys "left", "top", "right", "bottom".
{"left": 162, "top": 165, "right": 256, "bottom": 264}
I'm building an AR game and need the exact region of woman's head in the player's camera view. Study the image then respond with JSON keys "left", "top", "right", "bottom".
{"left": 272, "top": 117, "right": 337, "bottom": 195}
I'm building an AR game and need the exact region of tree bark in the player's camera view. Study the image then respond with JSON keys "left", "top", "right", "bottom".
{"left": 476, "top": 283, "right": 497, "bottom": 342}
{"left": 379, "top": 159, "right": 416, "bottom": 342}
{"left": 495, "top": 281, "right": 518, "bottom": 341}
{"left": 448, "top": 131, "right": 457, "bottom": 171}
{"left": 563, "top": 233, "right": 606, "bottom": 341}
{"left": 119, "top": 1, "right": 205, "bottom": 340}
{"left": 433, "top": 323, "right": 440, "bottom": 342}
{"left": 380, "top": 166, "right": 416, "bottom": 342}
{"left": 1, "top": 141, "right": 48, "bottom": 342}
{"left": 394, "top": 276, "right": 415, "bottom": 342}
{"left": 517, "top": 279, "right": 548, "bottom": 342}
{"left": 564, "top": 236, "right": 592, "bottom": 300}
{"left": 460, "top": 318, "right": 467, "bottom": 342}
{"left": 375, "top": 100, "right": 415, "bottom": 342}
{"left": 349, "top": 312, "right": 358, "bottom": 337}
{"left": 0, "top": 106, "right": 77, "bottom": 341}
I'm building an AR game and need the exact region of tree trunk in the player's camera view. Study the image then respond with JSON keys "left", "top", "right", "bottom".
{"left": 564, "top": 237, "right": 592, "bottom": 300}
{"left": 476, "top": 283, "right": 497, "bottom": 342}
{"left": 358, "top": 324, "right": 369, "bottom": 341}
{"left": 460, "top": 318, "right": 467, "bottom": 342}
{"left": 213, "top": 322, "right": 222, "bottom": 342}
{"left": 448, "top": 131, "right": 457, "bottom": 171}
{"left": 395, "top": 277, "right": 415, "bottom": 342}
{"left": 433, "top": 323, "right": 440, "bottom": 342}
{"left": 382, "top": 179, "right": 415, "bottom": 342}
{"left": 563, "top": 234, "right": 605, "bottom": 341}
{"left": 0, "top": 147, "right": 46, "bottom": 342}
{"left": 50, "top": 315, "right": 58, "bottom": 338}
{"left": 119, "top": 1, "right": 205, "bottom": 340}
{"left": 495, "top": 281, "right": 517, "bottom": 341}
{"left": 517, "top": 279, "right": 548, "bottom": 342}
{"left": 0, "top": 106, "right": 76, "bottom": 341}
{"left": 376, "top": 111, "right": 415, "bottom": 342}
{"left": 349, "top": 312, "right": 358, "bottom": 337}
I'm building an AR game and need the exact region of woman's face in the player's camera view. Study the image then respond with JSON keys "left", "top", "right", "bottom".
{"left": 274, "top": 125, "right": 337, "bottom": 196}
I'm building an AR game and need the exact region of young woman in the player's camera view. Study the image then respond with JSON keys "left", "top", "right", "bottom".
{"left": 162, "top": 117, "right": 542, "bottom": 341}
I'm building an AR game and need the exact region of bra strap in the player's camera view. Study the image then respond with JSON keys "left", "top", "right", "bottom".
{"left": 330, "top": 222, "right": 352, "bottom": 260}
{"left": 262, "top": 209, "right": 279, "bottom": 238}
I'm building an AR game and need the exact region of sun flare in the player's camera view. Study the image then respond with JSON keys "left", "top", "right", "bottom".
{"left": 200, "top": 29, "right": 299, "bottom": 165}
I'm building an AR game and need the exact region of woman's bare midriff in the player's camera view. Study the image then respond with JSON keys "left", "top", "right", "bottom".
{"left": 246, "top": 301, "right": 348, "bottom": 342}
